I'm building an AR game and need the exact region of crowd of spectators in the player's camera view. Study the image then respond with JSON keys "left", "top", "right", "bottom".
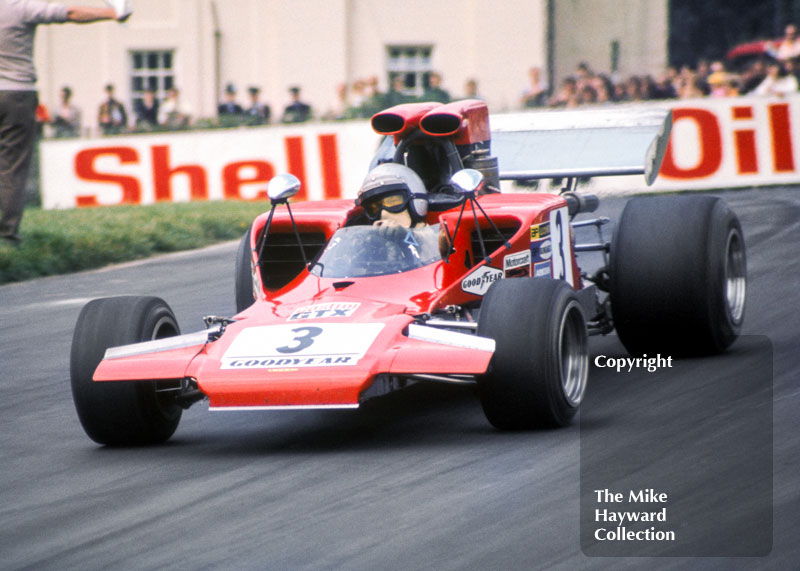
{"left": 525, "top": 24, "right": 800, "bottom": 110}
{"left": 37, "top": 24, "right": 800, "bottom": 139}
{"left": 38, "top": 81, "right": 316, "bottom": 138}
{"left": 321, "top": 72, "right": 465, "bottom": 121}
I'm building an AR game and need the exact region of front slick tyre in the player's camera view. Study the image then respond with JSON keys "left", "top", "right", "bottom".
{"left": 477, "top": 278, "right": 588, "bottom": 430}
{"left": 235, "top": 226, "right": 256, "bottom": 313}
{"left": 70, "top": 296, "right": 183, "bottom": 446}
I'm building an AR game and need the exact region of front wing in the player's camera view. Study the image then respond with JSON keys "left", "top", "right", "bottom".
{"left": 92, "top": 317, "right": 494, "bottom": 410}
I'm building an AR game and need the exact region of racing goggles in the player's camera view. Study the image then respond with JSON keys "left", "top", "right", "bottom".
{"left": 358, "top": 184, "right": 423, "bottom": 220}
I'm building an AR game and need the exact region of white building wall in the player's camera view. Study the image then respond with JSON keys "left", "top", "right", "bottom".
{"left": 32, "top": 0, "right": 665, "bottom": 135}
{"left": 553, "top": 0, "right": 668, "bottom": 82}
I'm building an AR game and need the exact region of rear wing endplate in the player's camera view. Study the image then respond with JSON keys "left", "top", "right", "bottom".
{"left": 491, "top": 107, "right": 672, "bottom": 186}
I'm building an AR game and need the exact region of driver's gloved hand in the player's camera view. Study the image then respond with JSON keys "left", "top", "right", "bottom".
{"left": 373, "top": 219, "right": 408, "bottom": 241}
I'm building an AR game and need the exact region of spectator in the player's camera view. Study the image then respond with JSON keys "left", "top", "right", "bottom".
{"left": 574, "top": 61, "right": 595, "bottom": 93}
{"left": 1, "top": 1, "right": 127, "bottom": 246}
{"left": 134, "top": 87, "right": 159, "bottom": 129}
{"left": 664, "top": 66, "right": 681, "bottom": 96}
{"left": 159, "top": 86, "right": 191, "bottom": 128}
{"left": 694, "top": 59, "right": 712, "bottom": 95}
{"left": 652, "top": 69, "right": 678, "bottom": 99}
{"left": 677, "top": 71, "right": 707, "bottom": 99}
{"left": 621, "top": 75, "right": 646, "bottom": 102}
{"left": 706, "top": 61, "right": 739, "bottom": 98}
{"left": 348, "top": 79, "right": 367, "bottom": 114}
{"left": 281, "top": 86, "right": 312, "bottom": 123}
{"left": 740, "top": 60, "right": 768, "bottom": 93}
{"left": 423, "top": 71, "right": 450, "bottom": 103}
{"left": 218, "top": 82, "right": 244, "bottom": 123}
{"left": 592, "top": 74, "right": 616, "bottom": 104}
{"left": 244, "top": 86, "right": 271, "bottom": 125}
{"left": 751, "top": 61, "right": 799, "bottom": 96}
{"left": 324, "top": 82, "right": 350, "bottom": 120}
{"left": 772, "top": 24, "right": 800, "bottom": 61}
{"left": 51, "top": 85, "right": 81, "bottom": 137}
{"left": 382, "top": 75, "right": 412, "bottom": 107}
{"left": 361, "top": 75, "right": 385, "bottom": 116}
{"left": 578, "top": 83, "right": 598, "bottom": 105}
{"left": 708, "top": 72, "right": 739, "bottom": 97}
{"left": 98, "top": 83, "right": 128, "bottom": 134}
{"left": 548, "top": 76, "right": 579, "bottom": 107}
{"left": 520, "top": 66, "right": 548, "bottom": 108}
{"left": 462, "top": 78, "right": 482, "bottom": 100}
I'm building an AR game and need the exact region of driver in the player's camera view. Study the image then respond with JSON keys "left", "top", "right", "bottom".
{"left": 355, "top": 162, "right": 453, "bottom": 258}
{"left": 355, "top": 163, "right": 429, "bottom": 229}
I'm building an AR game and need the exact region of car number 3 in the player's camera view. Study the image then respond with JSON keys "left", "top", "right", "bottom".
{"left": 276, "top": 326, "right": 323, "bottom": 354}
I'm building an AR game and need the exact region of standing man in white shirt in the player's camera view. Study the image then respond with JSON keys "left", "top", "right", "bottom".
{"left": 0, "top": 0, "right": 131, "bottom": 245}
{"left": 772, "top": 24, "right": 800, "bottom": 61}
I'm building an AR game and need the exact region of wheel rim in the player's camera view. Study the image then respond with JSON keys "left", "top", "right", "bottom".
{"left": 724, "top": 229, "right": 746, "bottom": 325}
{"left": 151, "top": 315, "right": 178, "bottom": 340}
{"left": 558, "top": 301, "right": 588, "bottom": 407}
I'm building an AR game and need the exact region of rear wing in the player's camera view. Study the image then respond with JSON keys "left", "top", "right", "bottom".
{"left": 491, "top": 107, "right": 672, "bottom": 186}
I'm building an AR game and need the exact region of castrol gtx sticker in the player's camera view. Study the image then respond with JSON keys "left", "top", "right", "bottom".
{"left": 288, "top": 302, "right": 360, "bottom": 321}
{"left": 221, "top": 323, "right": 384, "bottom": 369}
{"left": 461, "top": 265, "right": 503, "bottom": 296}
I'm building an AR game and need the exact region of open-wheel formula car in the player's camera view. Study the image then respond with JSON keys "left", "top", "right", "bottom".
{"left": 70, "top": 99, "right": 747, "bottom": 445}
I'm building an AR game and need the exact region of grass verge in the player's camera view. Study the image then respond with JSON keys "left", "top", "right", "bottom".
{"left": 0, "top": 201, "right": 267, "bottom": 285}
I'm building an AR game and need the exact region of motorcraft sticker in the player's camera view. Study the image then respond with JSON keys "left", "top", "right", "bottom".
{"left": 503, "top": 250, "right": 531, "bottom": 278}
{"left": 461, "top": 265, "right": 503, "bottom": 296}
{"left": 288, "top": 302, "right": 360, "bottom": 321}
{"left": 221, "top": 323, "right": 384, "bottom": 369}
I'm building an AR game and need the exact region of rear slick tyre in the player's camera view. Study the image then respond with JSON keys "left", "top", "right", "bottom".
{"left": 609, "top": 195, "right": 746, "bottom": 356}
{"left": 70, "top": 296, "right": 183, "bottom": 446}
{"left": 477, "top": 278, "right": 588, "bottom": 429}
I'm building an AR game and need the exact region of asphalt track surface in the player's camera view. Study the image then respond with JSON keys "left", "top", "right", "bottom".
{"left": 0, "top": 187, "right": 797, "bottom": 570}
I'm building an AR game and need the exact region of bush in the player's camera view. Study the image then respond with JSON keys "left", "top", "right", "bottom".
{"left": 0, "top": 201, "right": 267, "bottom": 284}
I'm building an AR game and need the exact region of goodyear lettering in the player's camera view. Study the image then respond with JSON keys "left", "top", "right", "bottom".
{"left": 461, "top": 266, "right": 504, "bottom": 296}
{"left": 224, "top": 355, "right": 354, "bottom": 369}
{"left": 462, "top": 273, "right": 501, "bottom": 289}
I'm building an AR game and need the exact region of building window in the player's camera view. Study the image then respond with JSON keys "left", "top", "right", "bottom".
{"left": 386, "top": 45, "right": 433, "bottom": 96}
{"left": 130, "top": 50, "right": 175, "bottom": 109}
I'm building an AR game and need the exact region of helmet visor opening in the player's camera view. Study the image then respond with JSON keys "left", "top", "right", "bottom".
{"left": 359, "top": 183, "right": 412, "bottom": 220}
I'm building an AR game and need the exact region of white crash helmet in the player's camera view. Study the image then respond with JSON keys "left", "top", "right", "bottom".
{"left": 356, "top": 163, "right": 428, "bottom": 225}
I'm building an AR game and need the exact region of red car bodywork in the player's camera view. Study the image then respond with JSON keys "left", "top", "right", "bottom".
{"left": 93, "top": 100, "right": 579, "bottom": 410}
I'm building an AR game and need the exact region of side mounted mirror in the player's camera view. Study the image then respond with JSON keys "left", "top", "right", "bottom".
{"left": 449, "top": 168, "right": 485, "bottom": 197}
{"left": 258, "top": 173, "right": 308, "bottom": 268}
{"left": 268, "top": 173, "right": 301, "bottom": 203}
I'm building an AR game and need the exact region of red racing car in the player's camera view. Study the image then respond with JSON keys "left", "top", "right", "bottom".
{"left": 70, "top": 99, "right": 747, "bottom": 445}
